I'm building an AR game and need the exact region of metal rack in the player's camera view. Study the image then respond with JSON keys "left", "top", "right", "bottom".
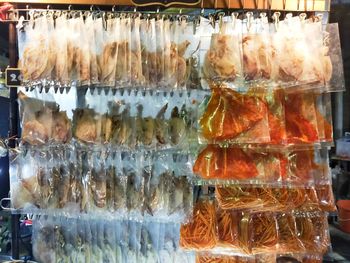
{"left": 2, "top": 0, "right": 331, "bottom": 261}
{"left": 4, "top": 0, "right": 331, "bottom": 11}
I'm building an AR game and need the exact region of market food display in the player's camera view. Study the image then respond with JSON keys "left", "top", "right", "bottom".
{"left": 8, "top": 9, "right": 344, "bottom": 263}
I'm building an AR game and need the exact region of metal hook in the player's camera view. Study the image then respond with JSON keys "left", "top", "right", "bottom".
{"left": 231, "top": 11, "right": 238, "bottom": 28}
{"left": 26, "top": 5, "right": 30, "bottom": 21}
{"left": 299, "top": 12, "right": 307, "bottom": 22}
{"left": 218, "top": 11, "right": 225, "bottom": 32}
{"left": 316, "top": 13, "right": 323, "bottom": 22}
{"left": 273, "top": 11, "right": 280, "bottom": 30}
{"left": 260, "top": 12, "right": 267, "bottom": 24}
{"left": 285, "top": 12, "right": 293, "bottom": 20}
{"left": 90, "top": 5, "right": 94, "bottom": 12}
{"left": 112, "top": 5, "right": 116, "bottom": 12}
{"left": 246, "top": 11, "right": 253, "bottom": 32}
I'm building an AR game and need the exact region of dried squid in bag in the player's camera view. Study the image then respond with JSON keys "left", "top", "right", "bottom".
{"left": 202, "top": 16, "right": 242, "bottom": 82}
{"left": 19, "top": 14, "right": 55, "bottom": 84}
{"left": 242, "top": 15, "right": 272, "bottom": 82}
{"left": 97, "top": 15, "right": 119, "bottom": 87}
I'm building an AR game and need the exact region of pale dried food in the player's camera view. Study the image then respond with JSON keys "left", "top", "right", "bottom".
{"left": 21, "top": 37, "right": 50, "bottom": 81}
{"left": 203, "top": 34, "right": 240, "bottom": 80}
{"left": 276, "top": 38, "right": 304, "bottom": 82}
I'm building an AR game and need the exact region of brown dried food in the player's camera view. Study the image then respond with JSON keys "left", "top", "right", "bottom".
{"left": 169, "top": 106, "right": 186, "bottom": 145}
{"left": 52, "top": 111, "right": 71, "bottom": 143}
{"left": 73, "top": 109, "right": 97, "bottom": 143}
{"left": 22, "top": 119, "right": 49, "bottom": 145}
{"left": 155, "top": 104, "right": 168, "bottom": 145}
{"left": 99, "top": 42, "right": 118, "bottom": 84}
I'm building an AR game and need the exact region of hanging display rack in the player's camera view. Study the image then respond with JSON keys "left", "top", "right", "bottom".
{"left": 2, "top": 0, "right": 335, "bottom": 261}
{"left": 3, "top": 0, "right": 331, "bottom": 11}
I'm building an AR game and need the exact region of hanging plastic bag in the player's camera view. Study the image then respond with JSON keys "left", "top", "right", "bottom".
{"left": 180, "top": 198, "right": 217, "bottom": 250}
{"left": 324, "top": 23, "right": 345, "bottom": 92}
{"left": 202, "top": 15, "right": 242, "bottom": 85}
{"left": 199, "top": 85, "right": 270, "bottom": 144}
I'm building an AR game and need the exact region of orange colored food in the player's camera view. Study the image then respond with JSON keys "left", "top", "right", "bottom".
{"left": 200, "top": 87, "right": 267, "bottom": 141}
{"left": 193, "top": 145, "right": 258, "bottom": 180}
{"left": 180, "top": 200, "right": 217, "bottom": 250}
{"left": 285, "top": 93, "right": 319, "bottom": 144}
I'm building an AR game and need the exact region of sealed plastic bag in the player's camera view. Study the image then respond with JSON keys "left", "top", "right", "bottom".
{"left": 284, "top": 92, "right": 319, "bottom": 145}
{"left": 99, "top": 15, "right": 119, "bottom": 87}
{"left": 130, "top": 15, "right": 144, "bottom": 86}
{"left": 180, "top": 198, "right": 217, "bottom": 250}
{"left": 202, "top": 16, "right": 242, "bottom": 83}
{"left": 19, "top": 14, "right": 55, "bottom": 85}
{"left": 199, "top": 85, "right": 270, "bottom": 143}
{"left": 324, "top": 23, "right": 345, "bottom": 92}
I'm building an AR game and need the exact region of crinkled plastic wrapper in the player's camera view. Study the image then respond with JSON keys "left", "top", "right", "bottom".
{"left": 9, "top": 144, "right": 193, "bottom": 221}
{"left": 215, "top": 185, "right": 335, "bottom": 213}
{"left": 193, "top": 146, "right": 330, "bottom": 186}
{"left": 199, "top": 86, "right": 270, "bottom": 144}
{"left": 180, "top": 199, "right": 331, "bottom": 256}
{"left": 180, "top": 198, "right": 218, "bottom": 250}
{"left": 324, "top": 23, "right": 345, "bottom": 92}
{"left": 32, "top": 216, "right": 195, "bottom": 263}
{"left": 18, "top": 90, "right": 73, "bottom": 146}
{"left": 195, "top": 253, "right": 324, "bottom": 263}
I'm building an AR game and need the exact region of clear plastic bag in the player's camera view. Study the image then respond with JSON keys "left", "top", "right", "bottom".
{"left": 295, "top": 213, "right": 330, "bottom": 254}
{"left": 19, "top": 91, "right": 68, "bottom": 146}
{"left": 180, "top": 198, "right": 217, "bottom": 250}
{"left": 53, "top": 14, "right": 69, "bottom": 86}
{"left": 276, "top": 213, "right": 305, "bottom": 253}
{"left": 193, "top": 145, "right": 283, "bottom": 182}
{"left": 324, "top": 23, "right": 345, "bottom": 92}
{"left": 284, "top": 92, "right": 319, "bottom": 145}
{"left": 19, "top": 15, "right": 55, "bottom": 85}
{"left": 116, "top": 16, "right": 128, "bottom": 86}
{"left": 202, "top": 16, "right": 242, "bottom": 84}
{"left": 72, "top": 108, "right": 99, "bottom": 144}
{"left": 315, "top": 93, "right": 333, "bottom": 143}
{"left": 216, "top": 209, "right": 239, "bottom": 249}
{"left": 67, "top": 17, "right": 83, "bottom": 85}
{"left": 32, "top": 216, "right": 57, "bottom": 263}
{"left": 199, "top": 86, "right": 270, "bottom": 144}
{"left": 130, "top": 15, "right": 144, "bottom": 86}
{"left": 100, "top": 16, "right": 119, "bottom": 87}
{"left": 242, "top": 15, "right": 272, "bottom": 83}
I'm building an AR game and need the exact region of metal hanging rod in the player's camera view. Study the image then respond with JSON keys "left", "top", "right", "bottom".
{"left": 5, "top": 3, "right": 326, "bottom": 23}
{"left": 3, "top": 0, "right": 330, "bottom": 12}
